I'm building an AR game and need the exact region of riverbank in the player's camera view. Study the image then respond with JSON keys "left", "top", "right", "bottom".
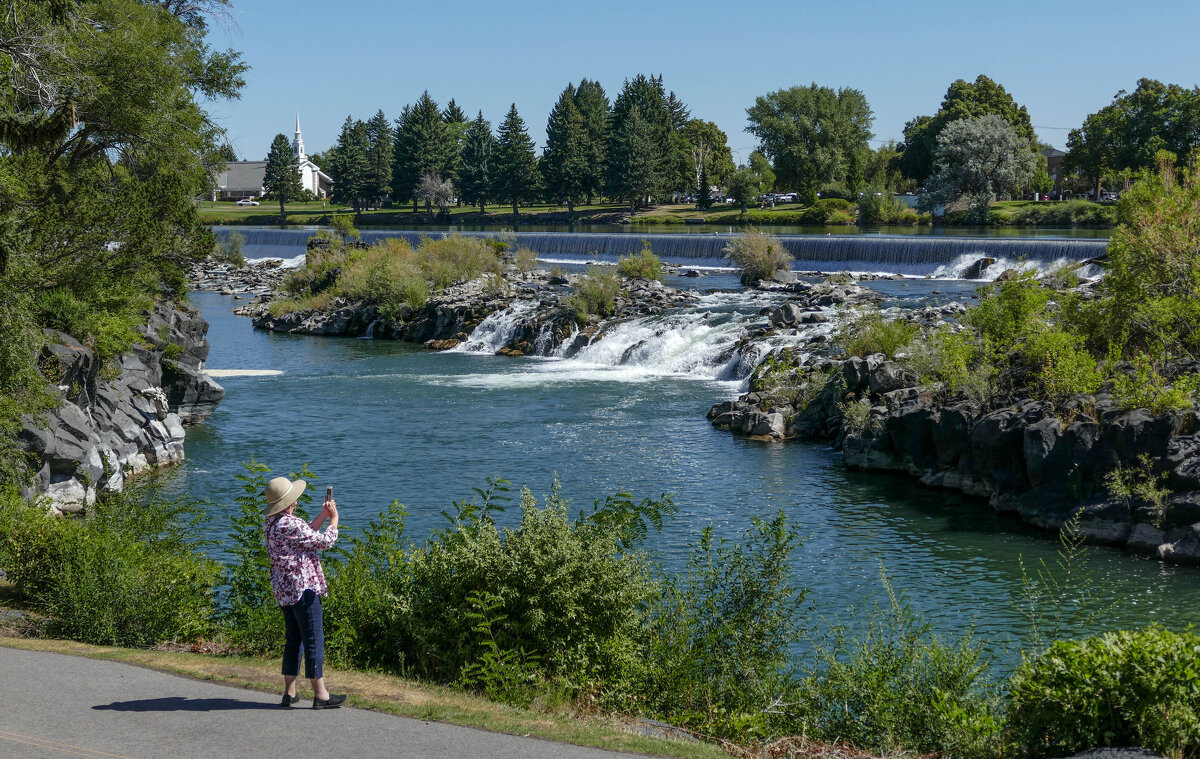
{"left": 17, "top": 300, "right": 224, "bottom": 511}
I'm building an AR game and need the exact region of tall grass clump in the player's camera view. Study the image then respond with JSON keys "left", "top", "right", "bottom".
{"left": 416, "top": 234, "right": 503, "bottom": 289}
{"left": 563, "top": 266, "right": 621, "bottom": 321}
{"left": 0, "top": 485, "right": 218, "bottom": 647}
{"left": 336, "top": 239, "right": 430, "bottom": 319}
{"left": 836, "top": 308, "right": 921, "bottom": 360}
{"left": 725, "top": 229, "right": 791, "bottom": 285}
{"left": 213, "top": 230, "right": 245, "bottom": 266}
{"left": 615, "top": 240, "right": 663, "bottom": 281}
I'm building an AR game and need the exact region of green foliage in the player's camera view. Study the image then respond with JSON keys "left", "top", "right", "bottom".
{"left": 836, "top": 309, "right": 921, "bottom": 360}
{"left": 0, "top": 484, "right": 218, "bottom": 648}
{"left": 513, "top": 247, "right": 538, "bottom": 272}
{"left": 903, "top": 329, "right": 998, "bottom": 404}
{"left": 459, "top": 112, "right": 497, "bottom": 213}
{"left": 724, "top": 229, "right": 791, "bottom": 285}
{"left": 263, "top": 133, "right": 304, "bottom": 219}
{"left": 1111, "top": 355, "right": 1198, "bottom": 414}
{"left": 543, "top": 83, "right": 589, "bottom": 213}
{"left": 564, "top": 266, "right": 621, "bottom": 321}
{"left": 965, "top": 270, "right": 1051, "bottom": 347}
{"left": 1007, "top": 626, "right": 1200, "bottom": 758}
{"left": 1106, "top": 454, "right": 1172, "bottom": 528}
{"left": 745, "top": 84, "right": 874, "bottom": 201}
{"left": 224, "top": 459, "right": 318, "bottom": 654}
{"left": 214, "top": 231, "right": 246, "bottom": 266}
{"left": 837, "top": 396, "right": 876, "bottom": 433}
{"left": 615, "top": 241, "right": 663, "bottom": 281}
{"left": 492, "top": 103, "right": 541, "bottom": 216}
{"left": 328, "top": 214, "right": 360, "bottom": 239}
{"left": 857, "top": 190, "right": 902, "bottom": 226}
{"left": 920, "top": 115, "right": 1037, "bottom": 224}
{"left": 798, "top": 197, "right": 856, "bottom": 225}
{"left": 798, "top": 567, "right": 997, "bottom": 757}
{"left": 457, "top": 590, "right": 542, "bottom": 707}
{"left": 634, "top": 512, "right": 808, "bottom": 738}
{"left": 1003, "top": 200, "right": 1115, "bottom": 227}
{"left": 1023, "top": 328, "right": 1102, "bottom": 404}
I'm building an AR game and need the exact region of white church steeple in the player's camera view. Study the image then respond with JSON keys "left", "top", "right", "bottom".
{"left": 292, "top": 111, "right": 306, "bottom": 161}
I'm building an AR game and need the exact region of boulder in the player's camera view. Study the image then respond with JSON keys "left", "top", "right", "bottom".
{"left": 768, "top": 303, "right": 806, "bottom": 328}
{"left": 960, "top": 257, "right": 996, "bottom": 280}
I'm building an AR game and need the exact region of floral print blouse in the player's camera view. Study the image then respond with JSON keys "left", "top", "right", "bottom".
{"left": 265, "top": 513, "right": 338, "bottom": 606}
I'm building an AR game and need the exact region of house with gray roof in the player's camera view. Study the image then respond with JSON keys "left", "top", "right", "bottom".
{"left": 214, "top": 114, "right": 332, "bottom": 200}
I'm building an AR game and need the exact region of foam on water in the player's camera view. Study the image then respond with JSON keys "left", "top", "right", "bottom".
{"left": 450, "top": 300, "right": 541, "bottom": 353}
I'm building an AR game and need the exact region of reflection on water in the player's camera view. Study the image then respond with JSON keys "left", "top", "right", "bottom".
{"left": 168, "top": 291, "right": 1200, "bottom": 669}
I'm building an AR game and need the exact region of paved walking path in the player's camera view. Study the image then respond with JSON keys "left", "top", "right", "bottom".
{"left": 0, "top": 647, "right": 653, "bottom": 758}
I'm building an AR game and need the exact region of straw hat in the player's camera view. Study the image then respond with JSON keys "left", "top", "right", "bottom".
{"left": 263, "top": 476, "right": 306, "bottom": 516}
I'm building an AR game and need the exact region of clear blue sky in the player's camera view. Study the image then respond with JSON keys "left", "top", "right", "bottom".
{"left": 210, "top": 0, "right": 1200, "bottom": 162}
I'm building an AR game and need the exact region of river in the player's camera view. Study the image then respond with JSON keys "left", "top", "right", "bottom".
{"left": 164, "top": 272, "right": 1200, "bottom": 668}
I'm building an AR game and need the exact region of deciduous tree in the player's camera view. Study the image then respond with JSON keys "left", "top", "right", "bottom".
{"left": 745, "top": 83, "right": 873, "bottom": 204}
{"left": 919, "top": 115, "right": 1036, "bottom": 224}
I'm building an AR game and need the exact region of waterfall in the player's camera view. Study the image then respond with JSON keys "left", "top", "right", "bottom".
{"left": 217, "top": 226, "right": 1108, "bottom": 277}
{"left": 450, "top": 299, "right": 540, "bottom": 353}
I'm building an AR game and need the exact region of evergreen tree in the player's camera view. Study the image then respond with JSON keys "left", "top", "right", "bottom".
{"left": 492, "top": 103, "right": 540, "bottom": 221}
{"left": 262, "top": 133, "right": 303, "bottom": 221}
{"left": 329, "top": 116, "right": 369, "bottom": 214}
{"left": 217, "top": 142, "right": 238, "bottom": 163}
{"left": 442, "top": 98, "right": 469, "bottom": 204}
{"left": 543, "top": 83, "right": 589, "bottom": 216}
{"left": 574, "top": 78, "right": 610, "bottom": 205}
{"left": 611, "top": 104, "right": 659, "bottom": 213}
{"left": 409, "top": 91, "right": 455, "bottom": 214}
{"left": 459, "top": 111, "right": 496, "bottom": 214}
{"left": 363, "top": 109, "right": 393, "bottom": 209}
{"left": 607, "top": 74, "right": 678, "bottom": 201}
{"left": 664, "top": 89, "right": 693, "bottom": 195}
{"left": 391, "top": 105, "right": 418, "bottom": 211}
{"left": 698, "top": 163, "right": 710, "bottom": 209}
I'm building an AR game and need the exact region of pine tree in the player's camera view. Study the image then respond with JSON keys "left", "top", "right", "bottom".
{"left": 492, "top": 103, "right": 540, "bottom": 222}
{"left": 607, "top": 75, "right": 672, "bottom": 201}
{"left": 442, "top": 98, "right": 468, "bottom": 203}
{"left": 329, "top": 116, "right": 369, "bottom": 214}
{"left": 459, "top": 111, "right": 495, "bottom": 214}
{"left": 363, "top": 110, "right": 393, "bottom": 209}
{"left": 611, "top": 105, "right": 659, "bottom": 213}
{"left": 574, "top": 78, "right": 610, "bottom": 205}
{"left": 698, "top": 164, "right": 710, "bottom": 209}
{"left": 262, "top": 133, "right": 303, "bottom": 222}
{"left": 409, "top": 91, "right": 455, "bottom": 215}
{"left": 392, "top": 105, "right": 417, "bottom": 211}
{"left": 544, "top": 84, "right": 589, "bottom": 216}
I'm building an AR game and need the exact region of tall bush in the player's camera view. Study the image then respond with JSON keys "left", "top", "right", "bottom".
{"left": 725, "top": 229, "right": 791, "bottom": 285}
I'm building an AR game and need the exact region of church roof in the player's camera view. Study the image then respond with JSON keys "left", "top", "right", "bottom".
{"left": 216, "top": 161, "right": 266, "bottom": 191}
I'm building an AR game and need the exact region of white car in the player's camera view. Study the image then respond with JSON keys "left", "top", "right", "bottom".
{"left": 236, "top": 198, "right": 260, "bottom": 206}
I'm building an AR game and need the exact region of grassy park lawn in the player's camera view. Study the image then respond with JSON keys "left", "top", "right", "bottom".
{"left": 197, "top": 200, "right": 632, "bottom": 227}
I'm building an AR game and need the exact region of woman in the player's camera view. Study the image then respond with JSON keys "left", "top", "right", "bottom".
{"left": 263, "top": 475, "right": 347, "bottom": 710}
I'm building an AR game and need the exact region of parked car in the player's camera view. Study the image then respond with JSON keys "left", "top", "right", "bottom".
{"left": 236, "top": 198, "right": 260, "bottom": 206}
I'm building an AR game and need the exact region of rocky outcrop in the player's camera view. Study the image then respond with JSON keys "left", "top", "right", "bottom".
{"left": 710, "top": 344, "right": 1200, "bottom": 564}
{"left": 189, "top": 256, "right": 289, "bottom": 296}
{"left": 18, "top": 301, "right": 223, "bottom": 513}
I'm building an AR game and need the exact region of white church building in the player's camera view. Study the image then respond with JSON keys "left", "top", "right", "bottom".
{"left": 214, "top": 114, "right": 332, "bottom": 201}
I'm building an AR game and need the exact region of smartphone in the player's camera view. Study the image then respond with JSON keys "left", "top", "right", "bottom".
{"left": 325, "top": 485, "right": 333, "bottom": 501}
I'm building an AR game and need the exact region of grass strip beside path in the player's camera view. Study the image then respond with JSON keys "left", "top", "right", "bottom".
{"left": 0, "top": 637, "right": 729, "bottom": 759}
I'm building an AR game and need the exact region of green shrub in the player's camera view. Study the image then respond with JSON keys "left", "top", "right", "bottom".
{"left": 633, "top": 512, "right": 807, "bottom": 738}
{"left": 836, "top": 309, "right": 921, "bottom": 360}
{"left": 1111, "top": 355, "right": 1199, "bottom": 414}
{"left": 1023, "top": 328, "right": 1102, "bottom": 404}
{"left": 799, "top": 198, "right": 856, "bottom": 225}
{"left": 563, "top": 266, "right": 621, "bottom": 321}
{"left": 615, "top": 241, "right": 663, "bottom": 281}
{"left": 416, "top": 234, "right": 503, "bottom": 289}
{"left": 336, "top": 240, "right": 429, "bottom": 318}
{"left": 224, "top": 460, "right": 319, "bottom": 655}
{"left": 966, "top": 270, "right": 1052, "bottom": 349}
{"left": 857, "top": 192, "right": 901, "bottom": 226}
{"left": 0, "top": 486, "right": 218, "bottom": 648}
{"left": 838, "top": 396, "right": 875, "bottom": 433}
{"left": 903, "top": 329, "right": 998, "bottom": 404}
{"left": 1106, "top": 454, "right": 1172, "bottom": 528}
{"left": 725, "top": 229, "right": 792, "bottom": 285}
{"left": 1007, "top": 626, "right": 1200, "bottom": 758}
{"left": 826, "top": 209, "right": 856, "bottom": 225}
{"left": 329, "top": 213, "right": 360, "bottom": 239}
{"left": 214, "top": 231, "right": 246, "bottom": 266}
{"left": 513, "top": 246, "right": 538, "bottom": 272}
{"left": 798, "top": 568, "right": 998, "bottom": 757}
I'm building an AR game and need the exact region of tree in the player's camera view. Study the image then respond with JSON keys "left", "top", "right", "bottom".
{"left": 392, "top": 105, "right": 417, "bottom": 210}
{"left": 363, "top": 110, "right": 393, "bottom": 209}
{"left": 543, "top": 84, "right": 589, "bottom": 215}
{"left": 262, "top": 134, "right": 303, "bottom": 221}
{"left": 609, "top": 104, "right": 659, "bottom": 213}
{"left": 726, "top": 166, "right": 759, "bottom": 216}
{"left": 492, "top": 103, "right": 540, "bottom": 220}
{"left": 459, "top": 111, "right": 495, "bottom": 214}
{"left": 442, "top": 98, "right": 468, "bottom": 203}
{"left": 745, "top": 83, "right": 873, "bottom": 204}
{"left": 392, "top": 92, "right": 455, "bottom": 213}
{"left": 328, "top": 116, "right": 369, "bottom": 214}
{"left": 748, "top": 152, "right": 776, "bottom": 197}
{"left": 417, "top": 171, "right": 455, "bottom": 218}
{"left": 217, "top": 143, "right": 239, "bottom": 162}
{"left": 574, "top": 78, "right": 610, "bottom": 205}
{"left": 682, "top": 119, "right": 735, "bottom": 201}
{"left": 607, "top": 75, "right": 673, "bottom": 201}
{"left": 897, "top": 75, "right": 1036, "bottom": 185}
{"left": 1065, "top": 79, "right": 1200, "bottom": 197}
{"left": 919, "top": 115, "right": 1036, "bottom": 224}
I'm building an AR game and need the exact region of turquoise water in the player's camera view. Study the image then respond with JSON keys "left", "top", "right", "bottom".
{"left": 166, "top": 289, "right": 1200, "bottom": 665}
